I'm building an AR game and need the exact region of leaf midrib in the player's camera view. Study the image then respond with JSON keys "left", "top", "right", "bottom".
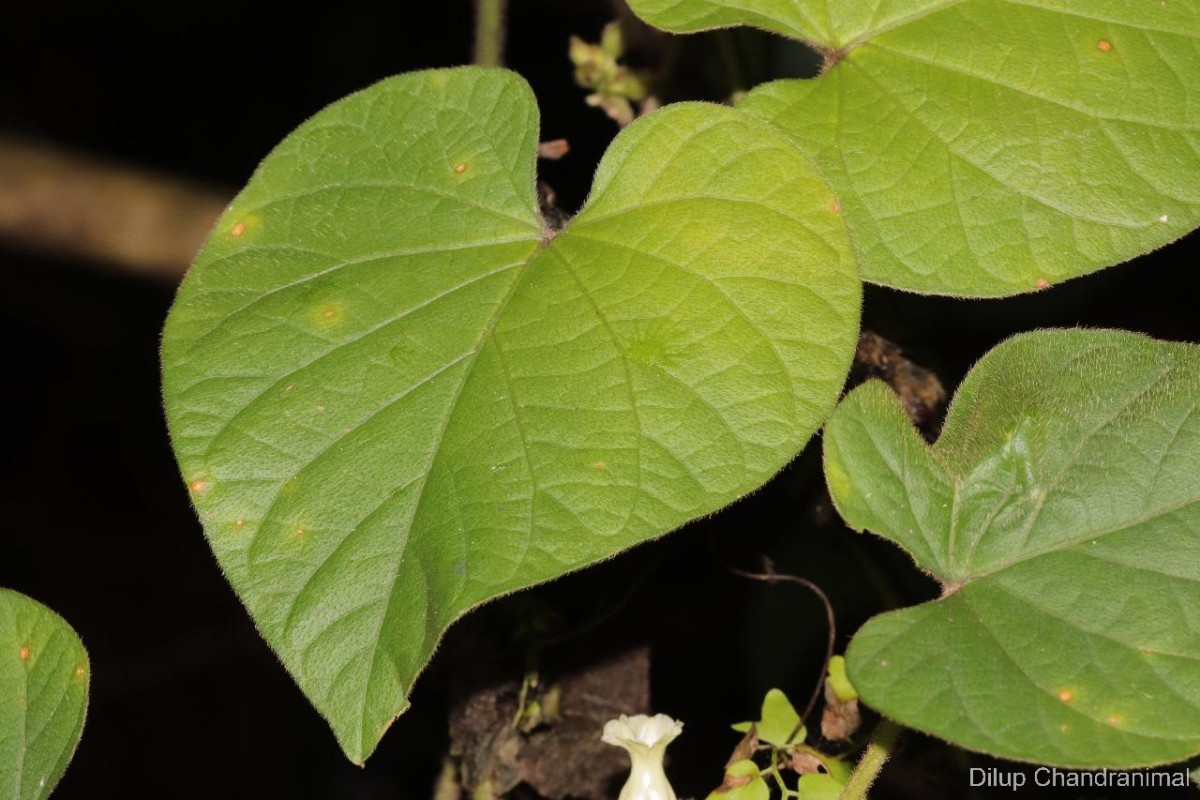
{"left": 337, "top": 242, "right": 537, "bottom": 757}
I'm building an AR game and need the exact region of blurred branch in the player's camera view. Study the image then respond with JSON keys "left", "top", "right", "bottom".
{"left": 0, "top": 136, "right": 228, "bottom": 281}
{"left": 473, "top": 0, "right": 508, "bottom": 67}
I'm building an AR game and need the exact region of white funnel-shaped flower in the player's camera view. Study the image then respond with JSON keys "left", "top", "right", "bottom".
{"left": 601, "top": 714, "right": 683, "bottom": 800}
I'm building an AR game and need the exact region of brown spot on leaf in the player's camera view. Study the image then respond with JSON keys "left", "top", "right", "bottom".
{"left": 592, "top": 461, "right": 606, "bottom": 471}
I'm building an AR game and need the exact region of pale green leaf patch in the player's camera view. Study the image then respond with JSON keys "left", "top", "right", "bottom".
{"left": 627, "top": 0, "right": 1200, "bottom": 296}
{"left": 161, "top": 67, "right": 860, "bottom": 762}
{"left": 0, "top": 590, "right": 89, "bottom": 800}
{"left": 824, "top": 329, "right": 1200, "bottom": 767}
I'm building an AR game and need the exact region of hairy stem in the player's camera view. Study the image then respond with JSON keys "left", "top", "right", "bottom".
{"left": 838, "top": 720, "right": 902, "bottom": 800}
{"left": 473, "top": 0, "right": 508, "bottom": 67}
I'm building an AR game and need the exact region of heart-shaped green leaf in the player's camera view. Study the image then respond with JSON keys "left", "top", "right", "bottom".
{"left": 733, "top": 687, "right": 805, "bottom": 747}
{"left": 824, "top": 329, "right": 1200, "bottom": 767}
{"left": 1, "top": 590, "right": 89, "bottom": 800}
{"left": 628, "top": 0, "right": 1200, "bottom": 296}
{"left": 161, "top": 67, "right": 860, "bottom": 762}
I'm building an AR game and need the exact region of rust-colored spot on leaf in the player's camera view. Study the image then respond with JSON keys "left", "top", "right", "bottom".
{"left": 75, "top": 666, "right": 86, "bottom": 678}
{"left": 1058, "top": 689, "right": 1074, "bottom": 702}
{"left": 190, "top": 479, "right": 208, "bottom": 494}
{"left": 230, "top": 221, "right": 247, "bottom": 237}
{"left": 1035, "top": 278, "right": 1050, "bottom": 290}
{"left": 831, "top": 199, "right": 842, "bottom": 214}
{"left": 1097, "top": 39, "right": 1113, "bottom": 53}
{"left": 454, "top": 163, "right": 468, "bottom": 174}
{"left": 19, "top": 645, "right": 30, "bottom": 661}
{"left": 592, "top": 461, "right": 606, "bottom": 471}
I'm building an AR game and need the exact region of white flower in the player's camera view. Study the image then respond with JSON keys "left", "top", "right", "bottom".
{"left": 601, "top": 714, "right": 683, "bottom": 800}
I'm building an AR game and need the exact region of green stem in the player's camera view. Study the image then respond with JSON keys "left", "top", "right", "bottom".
{"left": 838, "top": 721, "right": 902, "bottom": 800}
{"left": 473, "top": 0, "right": 508, "bottom": 67}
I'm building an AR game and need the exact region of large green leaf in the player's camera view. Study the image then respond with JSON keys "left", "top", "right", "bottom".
{"left": 627, "top": 0, "right": 1200, "bottom": 296}
{"left": 824, "top": 329, "right": 1200, "bottom": 767}
{"left": 161, "top": 67, "right": 860, "bottom": 762}
{"left": 1, "top": 590, "right": 89, "bottom": 799}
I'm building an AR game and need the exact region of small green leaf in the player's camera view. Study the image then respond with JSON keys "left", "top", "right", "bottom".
{"left": 162, "top": 67, "right": 860, "bottom": 763}
{"left": 628, "top": 0, "right": 1200, "bottom": 296}
{"left": 826, "top": 655, "right": 857, "bottom": 702}
{"left": 708, "top": 759, "right": 770, "bottom": 800}
{"left": 1, "top": 589, "right": 89, "bottom": 800}
{"left": 797, "top": 773, "right": 844, "bottom": 800}
{"left": 733, "top": 688, "right": 805, "bottom": 747}
{"left": 824, "top": 329, "right": 1200, "bottom": 767}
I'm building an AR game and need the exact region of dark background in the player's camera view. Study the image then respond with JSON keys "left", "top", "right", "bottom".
{"left": 2, "top": 2, "right": 1196, "bottom": 798}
